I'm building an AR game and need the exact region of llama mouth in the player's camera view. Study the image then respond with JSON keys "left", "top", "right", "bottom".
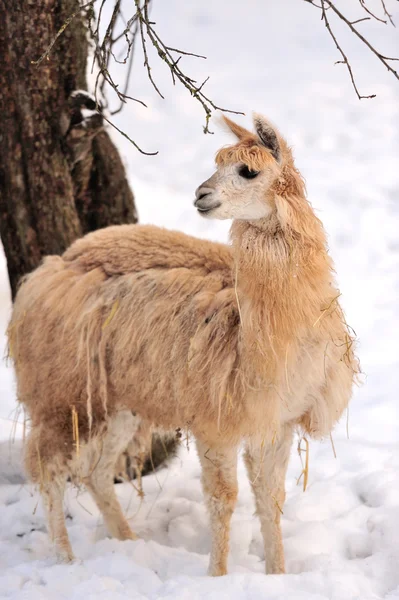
{"left": 197, "top": 203, "right": 221, "bottom": 214}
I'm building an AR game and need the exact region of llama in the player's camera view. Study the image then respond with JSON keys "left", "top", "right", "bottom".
{"left": 8, "top": 114, "right": 357, "bottom": 576}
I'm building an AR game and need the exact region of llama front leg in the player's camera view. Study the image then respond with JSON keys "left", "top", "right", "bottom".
{"left": 196, "top": 440, "right": 238, "bottom": 576}
{"left": 244, "top": 425, "right": 293, "bottom": 574}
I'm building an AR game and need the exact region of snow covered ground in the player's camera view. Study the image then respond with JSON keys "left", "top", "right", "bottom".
{"left": 1, "top": 1, "right": 399, "bottom": 598}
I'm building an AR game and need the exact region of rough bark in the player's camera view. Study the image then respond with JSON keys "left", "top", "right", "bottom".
{"left": 0, "top": 0, "right": 176, "bottom": 478}
{"left": 0, "top": 0, "right": 137, "bottom": 299}
{"left": 76, "top": 131, "right": 138, "bottom": 233}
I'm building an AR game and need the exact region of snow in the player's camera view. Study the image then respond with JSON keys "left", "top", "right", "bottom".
{"left": 70, "top": 90, "right": 96, "bottom": 102}
{"left": 1, "top": 0, "right": 399, "bottom": 598}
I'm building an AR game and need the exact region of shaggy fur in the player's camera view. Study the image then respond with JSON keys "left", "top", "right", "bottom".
{"left": 8, "top": 114, "right": 357, "bottom": 576}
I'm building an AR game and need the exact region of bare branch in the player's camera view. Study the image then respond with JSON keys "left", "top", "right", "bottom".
{"left": 351, "top": 17, "right": 371, "bottom": 25}
{"left": 110, "top": 16, "right": 138, "bottom": 65}
{"left": 134, "top": 0, "right": 164, "bottom": 98}
{"left": 327, "top": 1, "right": 399, "bottom": 81}
{"left": 303, "top": 0, "right": 399, "bottom": 100}
{"left": 358, "top": 0, "right": 387, "bottom": 24}
{"left": 380, "top": 0, "right": 395, "bottom": 26}
{"left": 100, "top": 113, "right": 158, "bottom": 156}
{"left": 32, "top": 0, "right": 242, "bottom": 149}
{"left": 87, "top": 0, "right": 235, "bottom": 144}
{"left": 166, "top": 46, "right": 207, "bottom": 59}
{"left": 320, "top": 0, "right": 376, "bottom": 99}
{"left": 93, "top": 0, "right": 107, "bottom": 38}
{"left": 110, "top": 26, "right": 138, "bottom": 115}
{"left": 88, "top": 1, "right": 147, "bottom": 112}
{"left": 137, "top": 0, "right": 243, "bottom": 133}
{"left": 98, "top": 0, "right": 122, "bottom": 96}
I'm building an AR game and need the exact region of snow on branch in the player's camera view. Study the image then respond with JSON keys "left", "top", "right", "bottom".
{"left": 32, "top": 0, "right": 243, "bottom": 151}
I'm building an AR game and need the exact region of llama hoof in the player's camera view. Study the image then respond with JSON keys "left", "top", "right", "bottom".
{"left": 55, "top": 551, "right": 75, "bottom": 564}
{"left": 117, "top": 528, "right": 138, "bottom": 541}
{"left": 266, "top": 565, "right": 285, "bottom": 575}
{"left": 208, "top": 565, "right": 228, "bottom": 577}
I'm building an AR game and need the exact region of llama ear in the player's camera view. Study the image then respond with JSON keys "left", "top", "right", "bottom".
{"left": 221, "top": 115, "right": 251, "bottom": 140}
{"left": 253, "top": 114, "right": 281, "bottom": 162}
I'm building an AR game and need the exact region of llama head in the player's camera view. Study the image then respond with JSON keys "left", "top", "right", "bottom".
{"left": 195, "top": 114, "right": 288, "bottom": 221}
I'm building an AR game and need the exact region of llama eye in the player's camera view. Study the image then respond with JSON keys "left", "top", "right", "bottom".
{"left": 238, "top": 165, "right": 260, "bottom": 179}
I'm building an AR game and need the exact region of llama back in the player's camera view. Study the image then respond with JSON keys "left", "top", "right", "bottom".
{"left": 63, "top": 224, "right": 233, "bottom": 277}
{"left": 9, "top": 224, "right": 234, "bottom": 412}
{"left": 8, "top": 228, "right": 243, "bottom": 447}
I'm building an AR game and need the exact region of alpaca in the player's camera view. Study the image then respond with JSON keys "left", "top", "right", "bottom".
{"left": 8, "top": 114, "right": 358, "bottom": 576}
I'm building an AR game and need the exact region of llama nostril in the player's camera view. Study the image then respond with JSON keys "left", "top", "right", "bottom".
{"left": 198, "top": 191, "right": 210, "bottom": 201}
{"left": 194, "top": 187, "right": 219, "bottom": 212}
{"left": 195, "top": 186, "right": 214, "bottom": 202}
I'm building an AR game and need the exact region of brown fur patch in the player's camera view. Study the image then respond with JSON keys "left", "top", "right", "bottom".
{"left": 215, "top": 138, "right": 275, "bottom": 171}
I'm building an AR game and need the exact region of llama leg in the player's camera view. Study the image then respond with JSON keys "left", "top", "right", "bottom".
{"left": 85, "top": 410, "right": 139, "bottom": 541}
{"left": 42, "top": 473, "right": 74, "bottom": 562}
{"left": 86, "top": 467, "right": 137, "bottom": 541}
{"left": 25, "top": 429, "right": 74, "bottom": 562}
{"left": 244, "top": 425, "right": 293, "bottom": 574}
{"left": 196, "top": 440, "right": 238, "bottom": 576}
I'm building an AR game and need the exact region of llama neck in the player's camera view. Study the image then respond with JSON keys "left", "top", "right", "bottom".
{"left": 231, "top": 204, "right": 334, "bottom": 382}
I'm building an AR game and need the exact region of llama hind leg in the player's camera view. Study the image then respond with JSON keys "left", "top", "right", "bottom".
{"left": 42, "top": 473, "right": 74, "bottom": 562}
{"left": 244, "top": 424, "right": 293, "bottom": 574}
{"left": 85, "top": 410, "right": 140, "bottom": 541}
{"left": 196, "top": 439, "right": 238, "bottom": 576}
{"left": 25, "top": 430, "right": 73, "bottom": 562}
{"left": 85, "top": 467, "right": 137, "bottom": 541}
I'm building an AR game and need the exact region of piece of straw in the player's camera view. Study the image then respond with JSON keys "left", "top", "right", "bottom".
{"left": 72, "top": 405, "right": 80, "bottom": 458}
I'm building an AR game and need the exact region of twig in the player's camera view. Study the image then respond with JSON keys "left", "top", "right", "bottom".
{"left": 111, "top": 28, "right": 138, "bottom": 115}
{"left": 380, "top": 0, "right": 395, "bottom": 26}
{"left": 358, "top": 0, "right": 387, "bottom": 24}
{"left": 166, "top": 46, "right": 207, "bottom": 59}
{"left": 32, "top": 0, "right": 95, "bottom": 65}
{"left": 137, "top": 0, "right": 243, "bottom": 133}
{"left": 327, "top": 1, "right": 399, "bottom": 77}
{"left": 320, "top": 0, "right": 376, "bottom": 99}
{"left": 134, "top": 0, "right": 164, "bottom": 98}
{"left": 302, "top": 0, "right": 398, "bottom": 99}
{"left": 94, "top": 0, "right": 107, "bottom": 38}
{"left": 111, "top": 16, "right": 138, "bottom": 65}
{"left": 99, "top": 0, "right": 122, "bottom": 95}
{"left": 35, "top": 0, "right": 243, "bottom": 148}
{"left": 351, "top": 17, "right": 371, "bottom": 25}
{"left": 101, "top": 112, "right": 158, "bottom": 155}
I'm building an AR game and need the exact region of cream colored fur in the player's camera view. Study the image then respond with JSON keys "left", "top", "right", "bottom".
{"left": 8, "top": 114, "right": 357, "bottom": 576}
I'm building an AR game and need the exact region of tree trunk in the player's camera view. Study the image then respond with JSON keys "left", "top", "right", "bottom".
{"left": 0, "top": 0, "right": 137, "bottom": 299}
{"left": 75, "top": 131, "right": 138, "bottom": 233}
{"left": 0, "top": 0, "right": 177, "bottom": 478}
